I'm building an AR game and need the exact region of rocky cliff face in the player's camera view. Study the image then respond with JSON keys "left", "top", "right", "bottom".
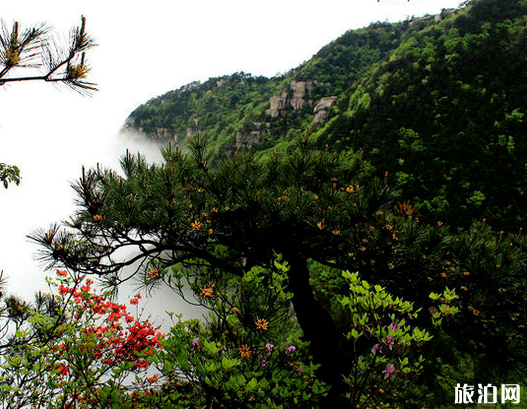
{"left": 236, "top": 122, "right": 268, "bottom": 148}
{"left": 234, "top": 81, "right": 337, "bottom": 148}
{"left": 266, "top": 80, "right": 327, "bottom": 118}
{"left": 265, "top": 80, "right": 337, "bottom": 125}
{"left": 313, "top": 96, "right": 338, "bottom": 125}
{"left": 122, "top": 76, "right": 337, "bottom": 149}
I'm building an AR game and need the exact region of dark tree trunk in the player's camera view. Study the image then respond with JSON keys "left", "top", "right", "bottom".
{"left": 285, "top": 252, "right": 347, "bottom": 406}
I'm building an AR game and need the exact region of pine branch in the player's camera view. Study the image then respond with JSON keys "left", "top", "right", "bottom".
{"left": 0, "top": 16, "right": 97, "bottom": 93}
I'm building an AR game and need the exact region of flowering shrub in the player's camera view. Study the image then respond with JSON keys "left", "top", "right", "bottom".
{"left": 339, "top": 271, "right": 459, "bottom": 407}
{"left": 0, "top": 270, "right": 164, "bottom": 408}
{"left": 0, "top": 264, "right": 460, "bottom": 407}
{"left": 152, "top": 261, "right": 330, "bottom": 407}
{"left": 156, "top": 318, "right": 327, "bottom": 407}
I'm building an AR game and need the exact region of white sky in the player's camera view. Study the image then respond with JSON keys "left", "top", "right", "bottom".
{"left": 0, "top": 0, "right": 462, "bottom": 317}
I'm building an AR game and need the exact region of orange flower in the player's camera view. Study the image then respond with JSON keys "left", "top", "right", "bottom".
{"left": 255, "top": 318, "right": 269, "bottom": 331}
{"left": 332, "top": 230, "right": 341, "bottom": 236}
{"left": 5, "top": 49, "right": 20, "bottom": 65}
{"left": 200, "top": 284, "right": 215, "bottom": 298}
{"left": 93, "top": 214, "right": 102, "bottom": 222}
{"left": 191, "top": 220, "right": 202, "bottom": 231}
{"left": 468, "top": 306, "right": 480, "bottom": 316}
{"left": 317, "top": 222, "right": 325, "bottom": 230}
{"left": 148, "top": 268, "right": 160, "bottom": 279}
{"left": 237, "top": 344, "right": 252, "bottom": 358}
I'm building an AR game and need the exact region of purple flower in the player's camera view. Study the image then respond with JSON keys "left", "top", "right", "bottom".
{"left": 382, "top": 363, "right": 395, "bottom": 380}
{"left": 386, "top": 334, "right": 394, "bottom": 351}
{"left": 264, "top": 343, "right": 275, "bottom": 354}
{"left": 286, "top": 346, "right": 296, "bottom": 355}
{"left": 259, "top": 358, "right": 267, "bottom": 367}
{"left": 388, "top": 323, "right": 399, "bottom": 333}
{"left": 371, "top": 343, "right": 382, "bottom": 356}
{"left": 295, "top": 365, "right": 302, "bottom": 375}
{"left": 192, "top": 337, "right": 200, "bottom": 348}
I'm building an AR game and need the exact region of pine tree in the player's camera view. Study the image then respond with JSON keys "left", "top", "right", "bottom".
{"left": 32, "top": 133, "right": 395, "bottom": 400}
{"left": 33, "top": 133, "right": 527, "bottom": 401}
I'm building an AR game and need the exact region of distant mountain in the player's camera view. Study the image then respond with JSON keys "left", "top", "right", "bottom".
{"left": 123, "top": 0, "right": 527, "bottom": 230}
{"left": 122, "top": 15, "right": 431, "bottom": 153}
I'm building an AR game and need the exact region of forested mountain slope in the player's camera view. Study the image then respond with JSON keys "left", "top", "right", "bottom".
{"left": 124, "top": 0, "right": 527, "bottom": 230}
{"left": 123, "top": 14, "right": 434, "bottom": 153}
{"left": 318, "top": 0, "right": 527, "bottom": 230}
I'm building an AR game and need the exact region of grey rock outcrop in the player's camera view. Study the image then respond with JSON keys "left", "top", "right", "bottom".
{"left": 235, "top": 122, "right": 268, "bottom": 148}
{"left": 313, "top": 96, "right": 338, "bottom": 125}
{"left": 120, "top": 123, "right": 178, "bottom": 141}
{"left": 266, "top": 80, "right": 322, "bottom": 117}
{"left": 266, "top": 92, "right": 289, "bottom": 118}
{"left": 265, "top": 80, "right": 335, "bottom": 125}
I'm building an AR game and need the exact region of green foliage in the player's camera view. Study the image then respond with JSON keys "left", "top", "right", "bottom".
{"left": 0, "top": 163, "right": 20, "bottom": 189}
{"left": 321, "top": 0, "right": 527, "bottom": 230}
{"left": 339, "top": 272, "right": 458, "bottom": 407}
{"left": 31, "top": 133, "right": 396, "bottom": 402}
{"left": 125, "top": 19, "right": 418, "bottom": 153}
{"left": 126, "top": 72, "right": 283, "bottom": 154}
{"left": 0, "top": 16, "right": 97, "bottom": 92}
{"left": 30, "top": 130, "right": 527, "bottom": 404}
{"left": 155, "top": 261, "right": 330, "bottom": 407}
{"left": 125, "top": 0, "right": 527, "bottom": 231}
{"left": 0, "top": 271, "right": 164, "bottom": 408}
{"left": 444, "top": 222, "right": 527, "bottom": 380}
{"left": 0, "top": 260, "right": 466, "bottom": 407}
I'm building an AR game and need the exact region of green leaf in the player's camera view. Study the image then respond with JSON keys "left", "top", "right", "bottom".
{"left": 221, "top": 357, "right": 240, "bottom": 372}
{"left": 351, "top": 328, "right": 363, "bottom": 340}
{"left": 247, "top": 377, "right": 258, "bottom": 392}
{"left": 429, "top": 292, "right": 440, "bottom": 300}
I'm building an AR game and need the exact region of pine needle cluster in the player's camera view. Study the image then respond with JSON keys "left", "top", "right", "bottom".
{"left": 0, "top": 16, "right": 96, "bottom": 93}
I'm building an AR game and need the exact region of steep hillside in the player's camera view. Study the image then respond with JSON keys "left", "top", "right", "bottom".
{"left": 123, "top": 17, "right": 429, "bottom": 155}
{"left": 317, "top": 0, "right": 527, "bottom": 229}
{"left": 123, "top": 0, "right": 527, "bottom": 230}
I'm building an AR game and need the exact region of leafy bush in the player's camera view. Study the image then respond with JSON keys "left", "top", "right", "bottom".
{"left": 0, "top": 271, "right": 163, "bottom": 408}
